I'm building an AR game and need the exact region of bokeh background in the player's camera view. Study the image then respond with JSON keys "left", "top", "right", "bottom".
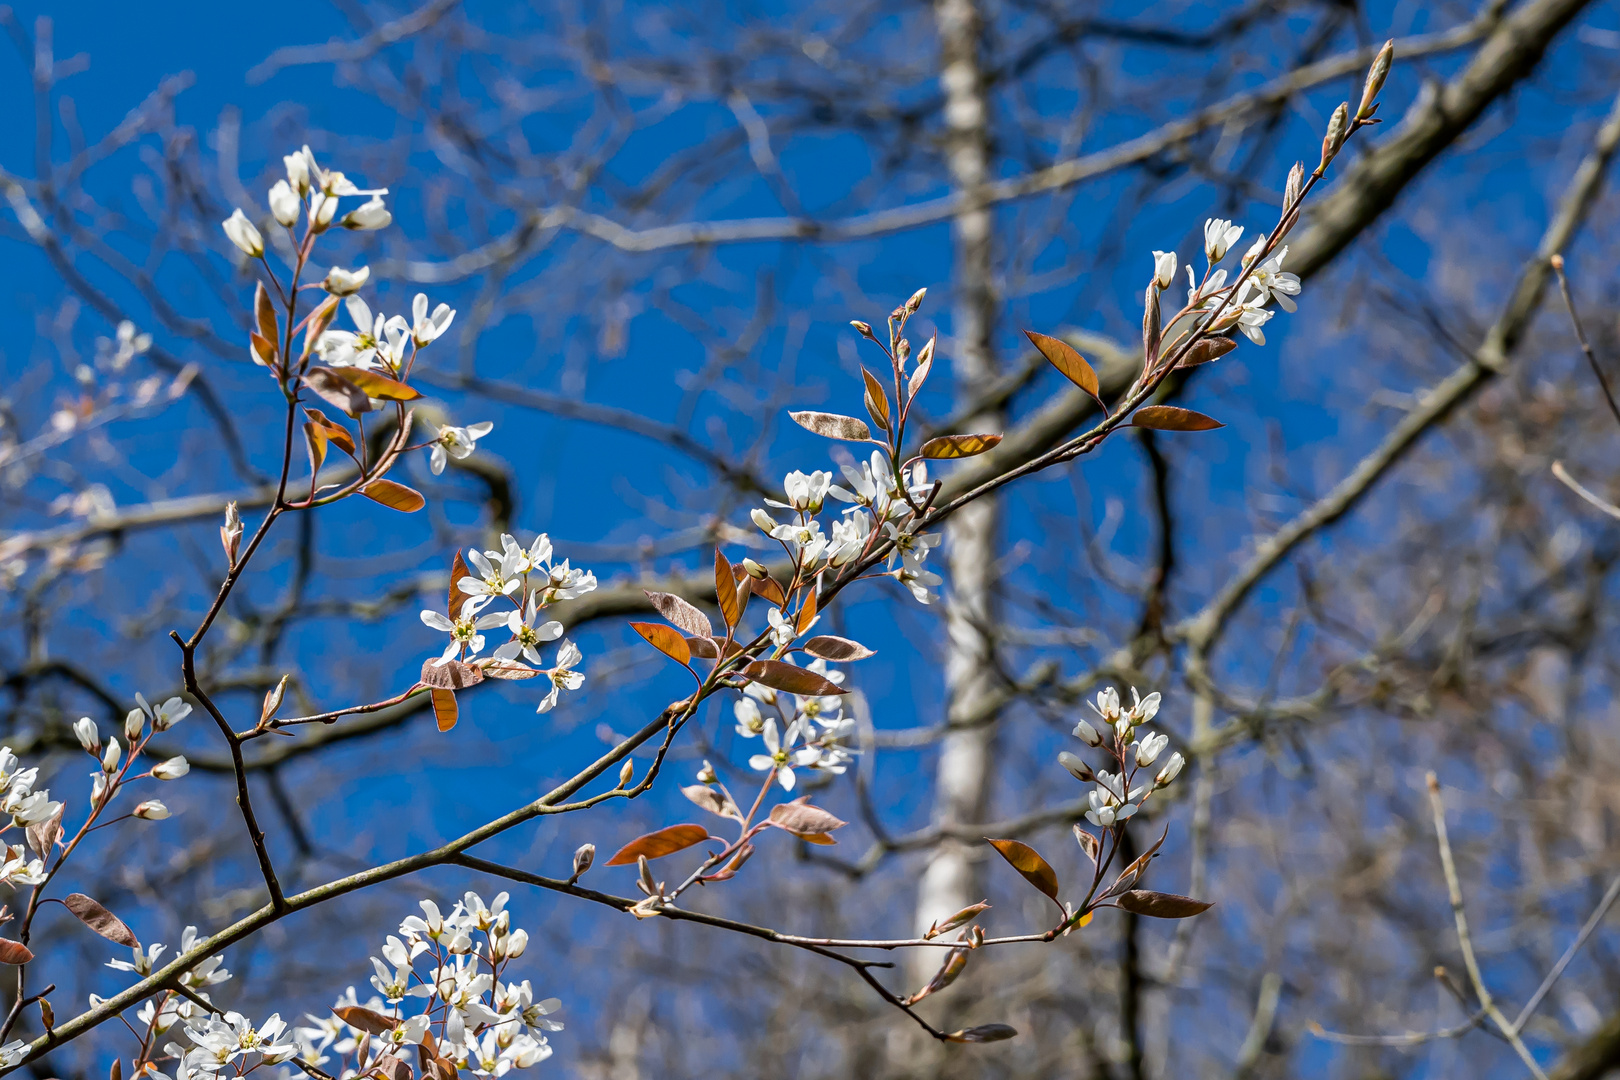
{"left": 4, "top": 0, "right": 1620, "bottom": 1077}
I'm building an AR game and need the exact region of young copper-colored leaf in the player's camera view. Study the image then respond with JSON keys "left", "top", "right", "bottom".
{"left": 63, "top": 893, "right": 138, "bottom": 948}
{"left": 802, "top": 635, "right": 876, "bottom": 662}
{"left": 343, "top": 368, "right": 421, "bottom": 401}
{"left": 744, "top": 660, "right": 848, "bottom": 697}
{"left": 714, "top": 550, "right": 740, "bottom": 630}
{"left": 1177, "top": 336, "right": 1238, "bottom": 368}
{"left": 604, "top": 824, "right": 711, "bottom": 866}
{"left": 303, "top": 407, "right": 356, "bottom": 455}
{"left": 790, "top": 410, "right": 872, "bottom": 442}
{"left": 333, "top": 1005, "right": 397, "bottom": 1036}
{"left": 750, "top": 574, "right": 786, "bottom": 606}
{"left": 925, "top": 900, "right": 991, "bottom": 939}
{"left": 920, "top": 433, "right": 1002, "bottom": 459}
{"left": 796, "top": 588, "right": 818, "bottom": 634}
{"left": 0, "top": 939, "right": 33, "bottom": 964}
{"left": 907, "top": 334, "right": 936, "bottom": 402}
{"left": 681, "top": 785, "right": 742, "bottom": 821}
{"left": 685, "top": 635, "right": 719, "bottom": 659}
{"left": 904, "top": 947, "right": 968, "bottom": 1005}
{"left": 301, "top": 297, "right": 340, "bottom": 359}
{"left": 644, "top": 590, "right": 714, "bottom": 639}
{"left": 250, "top": 329, "right": 279, "bottom": 368}
{"left": 420, "top": 659, "right": 484, "bottom": 690}
{"left": 305, "top": 367, "right": 372, "bottom": 418}
{"left": 631, "top": 622, "right": 692, "bottom": 667}
{"left": 985, "top": 837, "right": 1061, "bottom": 904}
{"left": 110, "top": 1056, "right": 122, "bottom": 1080}
{"left": 372, "top": 1056, "right": 411, "bottom": 1080}
{"left": 861, "top": 368, "right": 891, "bottom": 432}
{"left": 26, "top": 804, "right": 63, "bottom": 857}
{"left": 768, "top": 798, "right": 847, "bottom": 836}
{"left": 1024, "top": 330, "right": 1099, "bottom": 398}
{"left": 1073, "top": 823, "right": 1100, "bottom": 868}
{"left": 798, "top": 832, "right": 837, "bottom": 845}
{"left": 1115, "top": 890, "right": 1214, "bottom": 919}
{"left": 1109, "top": 824, "right": 1169, "bottom": 896}
{"left": 303, "top": 421, "right": 327, "bottom": 476}
{"left": 945, "top": 1024, "right": 1019, "bottom": 1044}
{"left": 362, "top": 479, "right": 426, "bottom": 513}
{"left": 448, "top": 551, "right": 471, "bottom": 621}
{"left": 1132, "top": 406, "right": 1224, "bottom": 432}
{"left": 430, "top": 688, "right": 458, "bottom": 733}
{"left": 254, "top": 281, "right": 278, "bottom": 343}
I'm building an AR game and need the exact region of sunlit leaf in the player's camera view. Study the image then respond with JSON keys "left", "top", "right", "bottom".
{"left": 682, "top": 785, "right": 742, "bottom": 821}
{"left": 1024, "top": 330, "right": 1099, "bottom": 398}
{"left": 63, "top": 893, "right": 138, "bottom": 948}
{"left": 362, "top": 479, "right": 426, "bottom": 512}
{"left": 985, "top": 837, "right": 1061, "bottom": 904}
{"left": 861, "top": 368, "right": 890, "bottom": 431}
{"left": 1132, "top": 405, "right": 1223, "bottom": 432}
{"left": 802, "top": 635, "right": 875, "bottom": 662}
{"left": 790, "top": 410, "right": 872, "bottom": 442}
{"left": 343, "top": 368, "right": 421, "bottom": 401}
{"left": 604, "top": 824, "right": 711, "bottom": 865}
{"left": 920, "top": 433, "right": 1002, "bottom": 459}
{"left": 904, "top": 947, "right": 968, "bottom": 1005}
{"left": 631, "top": 622, "right": 691, "bottom": 667}
{"left": 302, "top": 421, "right": 326, "bottom": 476}
{"left": 0, "top": 939, "right": 33, "bottom": 964}
{"left": 744, "top": 660, "right": 848, "bottom": 696}
{"left": 714, "top": 550, "right": 740, "bottom": 630}
{"left": 796, "top": 588, "right": 818, "bottom": 634}
{"left": 305, "top": 367, "right": 372, "bottom": 418}
{"left": 303, "top": 407, "right": 355, "bottom": 455}
{"left": 768, "top": 797, "right": 847, "bottom": 836}
{"left": 448, "top": 551, "right": 471, "bottom": 621}
{"left": 254, "top": 281, "right": 278, "bottom": 343}
{"left": 644, "top": 590, "right": 714, "bottom": 639}
{"left": 1115, "top": 890, "right": 1214, "bottom": 919}
{"left": 430, "top": 688, "right": 458, "bottom": 732}
{"left": 420, "top": 659, "right": 484, "bottom": 690}
{"left": 750, "top": 574, "right": 786, "bottom": 606}
{"left": 333, "top": 1005, "right": 396, "bottom": 1036}
{"left": 1177, "top": 336, "right": 1238, "bottom": 368}
{"left": 481, "top": 659, "right": 540, "bottom": 680}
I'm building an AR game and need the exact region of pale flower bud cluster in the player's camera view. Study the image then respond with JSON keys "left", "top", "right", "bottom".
{"left": 1057, "top": 687, "right": 1184, "bottom": 829}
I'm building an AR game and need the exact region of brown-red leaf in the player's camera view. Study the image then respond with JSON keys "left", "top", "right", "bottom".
{"left": 0, "top": 939, "right": 33, "bottom": 964}
{"left": 790, "top": 410, "right": 872, "bottom": 442}
{"left": 768, "top": 798, "right": 848, "bottom": 836}
{"left": 644, "top": 590, "right": 714, "bottom": 639}
{"left": 1024, "top": 330, "right": 1100, "bottom": 398}
{"left": 420, "top": 659, "right": 484, "bottom": 690}
{"left": 605, "top": 824, "right": 711, "bottom": 866}
{"left": 631, "top": 622, "right": 692, "bottom": 667}
{"left": 1132, "top": 405, "right": 1223, "bottom": 432}
{"left": 985, "top": 837, "right": 1061, "bottom": 904}
{"left": 744, "top": 660, "right": 848, "bottom": 697}
{"left": 63, "top": 893, "right": 138, "bottom": 948}
{"left": 333, "top": 1005, "right": 397, "bottom": 1036}
{"left": 362, "top": 479, "right": 426, "bottom": 512}
{"left": 920, "top": 433, "right": 1002, "bottom": 459}
{"left": 802, "top": 635, "right": 875, "bottom": 662}
{"left": 1114, "top": 890, "right": 1214, "bottom": 919}
{"left": 430, "top": 688, "right": 458, "bottom": 732}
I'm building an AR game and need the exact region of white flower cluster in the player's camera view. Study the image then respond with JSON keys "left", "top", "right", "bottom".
{"left": 222, "top": 145, "right": 391, "bottom": 264}
{"left": 735, "top": 658, "right": 855, "bottom": 790}
{"left": 751, "top": 458, "right": 941, "bottom": 603}
{"left": 1166, "top": 217, "right": 1303, "bottom": 347}
{"left": 1059, "top": 687, "right": 1184, "bottom": 828}
{"left": 317, "top": 292, "right": 456, "bottom": 375}
{"left": 287, "top": 894, "right": 561, "bottom": 1079}
{"left": 420, "top": 532, "right": 596, "bottom": 712}
{"left": 74, "top": 691, "right": 193, "bottom": 822}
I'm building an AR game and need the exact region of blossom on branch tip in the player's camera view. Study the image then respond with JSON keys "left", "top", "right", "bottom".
{"left": 1152, "top": 250, "right": 1177, "bottom": 289}
{"left": 421, "top": 597, "right": 506, "bottom": 666}
{"left": 1203, "top": 218, "right": 1243, "bottom": 263}
{"left": 222, "top": 210, "right": 263, "bottom": 258}
{"left": 342, "top": 195, "right": 392, "bottom": 231}
{"left": 429, "top": 421, "right": 494, "bottom": 475}
{"left": 537, "top": 640, "right": 583, "bottom": 713}
{"left": 410, "top": 292, "right": 456, "bottom": 345}
{"left": 322, "top": 265, "right": 370, "bottom": 296}
{"left": 494, "top": 593, "right": 563, "bottom": 665}
{"left": 268, "top": 180, "right": 300, "bottom": 228}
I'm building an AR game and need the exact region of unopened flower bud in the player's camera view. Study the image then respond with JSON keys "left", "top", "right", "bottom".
{"left": 504, "top": 927, "right": 528, "bottom": 959}
{"left": 896, "top": 337, "right": 911, "bottom": 366}
{"left": 342, "top": 196, "right": 391, "bottom": 231}
{"left": 750, "top": 509, "right": 778, "bottom": 534}
{"left": 1072, "top": 718, "right": 1102, "bottom": 746}
{"left": 102, "top": 737, "right": 122, "bottom": 774}
{"left": 310, "top": 192, "right": 339, "bottom": 232}
{"left": 618, "top": 759, "right": 634, "bottom": 787}
{"left": 134, "top": 800, "right": 170, "bottom": 820}
{"left": 261, "top": 674, "right": 289, "bottom": 727}
{"left": 322, "top": 265, "right": 370, "bottom": 296}
{"left": 571, "top": 843, "right": 595, "bottom": 882}
{"left": 124, "top": 706, "right": 145, "bottom": 743}
{"left": 285, "top": 148, "right": 312, "bottom": 195}
{"left": 697, "top": 760, "right": 718, "bottom": 784}
{"left": 221, "top": 209, "right": 263, "bottom": 258}
{"left": 73, "top": 717, "right": 100, "bottom": 755}
{"left": 1057, "top": 751, "right": 1094, "bottom": 783}
{"left": 741, "top": 558, "right": 769, "bottom": 578}
{"left": 152, "top": 756, "right": 189, "bottom": 781}
{"left": 850, "top": 320, "right": 874, "bottom": 338}
{"left": 1358, "top": 40, "right": 1394, "bottom": 120}
{"left": 1284, "top": 162, "right": 1304, "bottom": 211}
{"left": 1155, "top": 751, "right": 1185, "bottom": 788}
{"left": 904, "top": 286, "right": 927, "bottom": 314}
{"left": 1318, "top": 102, "right": 1349, "bottom": 174}
{"left": 1152, "top": 250, "right": 1177, "bottom": 290}
{"left": 220, "top": 501, "right": 243, "bottom": 568}
{"left": 1115, "top": 716, "right": 1133, "bottom": 742}
{"left": 268, "top": 180, "right": 300, "bottom": 228}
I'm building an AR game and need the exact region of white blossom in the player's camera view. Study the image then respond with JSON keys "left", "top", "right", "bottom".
{"left": 537, "top": 640, "right": 583, "bottom": 713}
{"left": 222, "top": 210, "right": 263, "bottom": 258}
{"left": 429, "top": 421, "right": 493, "bottom": 475}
